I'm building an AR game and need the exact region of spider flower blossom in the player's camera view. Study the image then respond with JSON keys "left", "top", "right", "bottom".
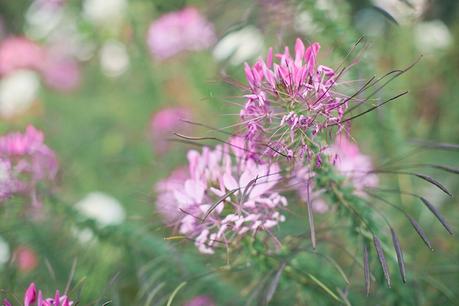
{"left": 2, "top": 283, "right": 73, "bottom": 306}
{"left": 156, "top": 143, "right": 287, "bottom": 254}
{"left": 0, "top": 125, "right": 58, "bottom": 205}
{"left": 241, "top": 38, "right": 349, "bottom": 159}
{"left": 147, "top": 7, "right": 216, "bottom": 60}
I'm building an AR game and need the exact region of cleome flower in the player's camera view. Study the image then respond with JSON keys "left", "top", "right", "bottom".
{"left": 155, "top": 140, "right": 287, "bottom": 254}
{"left": 3, "top": 282, "right": 73, "bottom": 306}
{"left": 241, "top": 38, "right": 349, "bottom": 160}
{"left": 0, "top": 125, "right": 58, "bottom": 206}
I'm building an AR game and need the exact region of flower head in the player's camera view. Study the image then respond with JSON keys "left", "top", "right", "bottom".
{"left": 241, "top": 38, "right": 349, "bottom": 160}
{"left": 156, "top": 141, "right": 287, "bottom": 254}
{"left": 0, "top": 125, "right": 58, "bottom": 206}
{"left": 0, "top": 37, "right": 45, "bottom": 76}
{"left": 3, "top": 283, "right": 73, "bottom": 306}
{"left": 147, "top": 7, "right": 216, "bottom": 60}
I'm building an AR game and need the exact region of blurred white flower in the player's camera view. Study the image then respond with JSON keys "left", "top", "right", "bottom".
{"left": 0, "top": 70, "right": 40, "bottom": 119}
{"left": 414, "top": 20, "right": 452, "bottom": 54}
{"left": 294, "top": 11, "right": 322, "bottom": 35}
{"left": 99, "top": 40, "right": 129, "bottom": 77}
{"left": 71, "top": 226, "right": 96, "bottom": 245}
{"left": 213, "top": 26, "right": 264, "bottom": 66}
{"left": 83, "top": 0, "right": 127, "bottom": 27}
{"left": 373, "top": 0, "right": 427, "bottom": 24}
{"left": 0, "top": 236, "right": 10, "bottom": 266}
{"left": 25, "top": 0, "right": 65, "bottom": 39}
{"left": 75, "top": 191, "right": 126, "bottom": 227}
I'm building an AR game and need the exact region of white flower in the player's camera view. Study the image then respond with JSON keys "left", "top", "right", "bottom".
{"left": 75, "top": 191, "right": 126, "bottom": 227}
{"left": 83, "top": 0, "right": 127, "bottom": 27}
{"left": 213, "top": 26, "right": 264, "bottom": 66}
{"left": 99, "top": 40, "right": 129, "bottom": 77}
{"left": 0, "top": 236, "right": 10, "bottom": 266}
{"left": 295, "top": 11, "right": 322, "bottom": 36}
{"left": 373, "top": 0, "right": 427, "bottom": 24}
{"left": 0, "top": 70, "right": 40, "bottom": 119}
{"left": 414, "top": 20, "right": 452, "bottom": 54}
{"left": 25, "top": 0, "right": 64, "bottom": 39}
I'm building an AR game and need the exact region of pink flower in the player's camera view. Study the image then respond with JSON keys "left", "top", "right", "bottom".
{"left": 42, "top": 56, "right": 80, "bottom": 92}
{"left": 330, "top": 136, "right": 378, "bottom": 194}
{"left": 241, "top": 38, "right": 349, "bottom": 160}
{"left": 156, "top": 142, "right": 287, "bottom": 254}
{"left": 0, "top": 125, "right": 58, "bottom": 206}
{"left": 147, "top": 7, "right": 216, "bottom": 60}
{"left": 184, "top": 295, "right": 215, "bottom": 306}
{"left": 13, "top": 246, "right": 38, "bottom": 273}
{"left": 149, "top": 107, "right": 192, "bottom": 154}
{"left": 0, "top": 37, "right": 45, "bottom": 76}
{"left": 3, "top": 283, "right": 73, "bottom": 306}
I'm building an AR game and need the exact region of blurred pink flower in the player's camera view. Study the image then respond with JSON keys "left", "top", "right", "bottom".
{"left": 331, "top": 136, "right": 378, "bottom": 194}
{"left": 184, "top": 295, "right": 215, "bottom": 306}
{"left": 0, "top": 37, "right": 45, "bottom": 76}
{"left": 13, "top": 246, "right": 38, "bottom": 273}
{"left": 150, "top": 107, "right": 191, "bottom": 154}
{"left": 42, "top": 56, "right": 80, "bottom": 92}
{"left": 0, "top": 125, "right": 58, "bottom": 206}
{"left": 147, "top": 7, "right": 216, "bottom": 60}
{"left": 3, "top": 283, "right": 73, "bottom": 306}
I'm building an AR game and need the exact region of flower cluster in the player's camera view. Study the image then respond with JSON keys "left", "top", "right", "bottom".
{"left": 156, "top": 140, "right": 287, "bottom": 254}
{"left": 241, "top": 38, "right": 348, "bottom": 160}
{"left": 3, "top": 283, "right": 73, "bottom": 306}
{"left": 0, "top": 125, "right": 58, "bottom": 206}
{"left": 147, "top": 7, "right": 216, "bottom": 60}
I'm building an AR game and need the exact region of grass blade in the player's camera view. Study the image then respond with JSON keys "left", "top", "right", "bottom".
{"left": 420, "top": 197, "right": 454, "bottom": 235}
{"left": 306, "top": 200, "right": 316, "bottom": 249}
{"left": 363, "top": 243, "right": 370, "bottom": 295}
{"left": 264, "top": 262, "right": 286, "bottom": 304}
{"left": 373, "top": 235, "right": 391, "bottom": 288}
{"left": 306, "top": 273, "right": 343, "bottom": 302}
{"left": 166, "top": 282, "right": 187, "bottom": 306}
{"left": 390, "top": 228, "right": 406, "bottom": 283}
{"left": 202, "top": 189, "right": 237, "bottom": 222}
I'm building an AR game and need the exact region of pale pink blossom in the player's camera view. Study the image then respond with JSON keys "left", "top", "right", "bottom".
{"left": 147, "top": 7, "right": 216, "bottom": 60}
{"left": 150, "top": 107, "right": 191, "bottom": 154}
{"left": 156, "top": 143, "right": 287, "bottom": 254}
{"left": 13, "top": 246, "right": 38, "bottom": 273}
{"left": 0, "top": 37, "right": 45, "bottom": 76}
{"left": 42, "top": 56, "right": 80, "bottom": 92}
{"left": 0, "top": 125, "right": 58, "bottom": 206}
{"left": 330, "top": 136, "right": 378, "bottom": 194}
{"left": 3, "top": 283, "right": 73, "bottom": 306}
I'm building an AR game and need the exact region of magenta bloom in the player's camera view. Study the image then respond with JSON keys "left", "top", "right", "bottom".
{"left": 13, "top": 246, "right": 38, "bottom": 273}
{"left": 150, "top": 107, "right": 191, "bottom": 154}
{"left": 42, "top": 56, "right": 80, "bottom": 92}
{"left": 0, "top": 37, "right": 45, "bottom": 76}
{"left": 241, "top": 38, "right": 349, "bottom": 160}
{"left": 156, "top": 141, "right": 287, "bottom": 254}
{"left": 184, "top": 295, "right": 215, "bottom": 306}
{"left": 0, "top": 125, "right": 58, "bottom": 206}
{"left": 3, "top": 283, "right": 73, "bottom": 306}
{"left": 330, "top": 136, "right": 378, "bottom": 194}
{"left": 147, "top": 7, "right": 216, "bottom": 60}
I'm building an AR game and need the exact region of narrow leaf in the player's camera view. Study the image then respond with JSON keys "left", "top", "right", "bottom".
{"left": 166, "top": 282, "right": 187, "bottom": 306}
{"left": 373, "top": 235, "right": 391, "bottom": 288}
{"left": 407, "top": 215, "right": 433, "bottom": 250}
{"left": 265, "top": 262, "right": 286, "bottom": 303}
{"left": 306, "top": 273, "right": 343, "bottom": 302}
{"left": 420, "top": 197, "right": 454, "bottom": 235}
{"left": 202, "top": 189, "right": 238, "bottom": 222}
{"left": 414, "top": 174, "right": 452, "bottom": 197}
{"left": 363, "top": 243, "right": 370, "bottom": 295}
{"left": 390, "top": 228, "right": 407, "bottom": 283}
{"left": 429, "top": 164, "right": 459, "bottom": 175}
{"left": 306, "top": 200, "right": 316, "bottom": 249}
